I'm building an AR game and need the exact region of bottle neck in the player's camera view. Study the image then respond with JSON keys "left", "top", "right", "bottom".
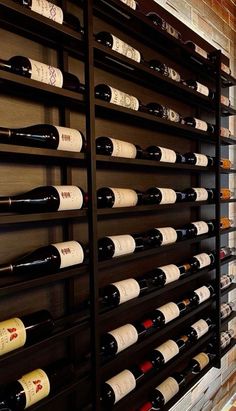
{"left": 0, "top": 264, "right": 13, "bottom": 274}
{"left": 0, "top": 197, "right": 11, "bottom": 211}
{"left": 0, "top": 127, "right": 11, "bottom": 140}
{"left": 0, "top": 59, "right": 11, "bottom": 72}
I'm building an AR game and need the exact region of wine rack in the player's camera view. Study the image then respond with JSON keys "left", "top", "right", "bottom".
{"left": 0, "top": 0, "right": 235, "bottom": 410}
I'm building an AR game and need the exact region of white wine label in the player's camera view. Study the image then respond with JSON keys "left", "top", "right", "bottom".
{"left": 221, "top": 62, "right": 231, "bottom": 74}
{"left": 194, "top": 118, "right": 208, "bottom": 131}
{"left": 195, "top": 45, "right": 208, "bottom": 59}
{"left": 111, "top": 35, "right": 141, "bottom": 63}
{"left": 193, "top": 352, "right": 209, "bottom": 370}
{"left": 220, "top": 127, "right": 231, "bottom": 138}
{"left": 220, "top": 303, "right": 231, "bottom": 319}
{"left": 0, "top": 317, "right": 26, "bottom": 356}
{"left": 167, "top": 109, "right": 180, "bottom": 122}
{"left": 157, "top": 302, "right": 180, "bottom": 323}
{"left": 220, "top": 275, "right": 231, "bottom": 289}
{"left": 29, "top": 59, "right": 63, "bottom": 88}
{"left": 112, "top": 278, "right": 140, "bottom": 304}
{"left": 158, "top": 188, "right": 177, "bottom": 204}
{"left": 191, "top": 319, "right": 209, "bottom": 339}
{"left": 191, "top": 221, "right": 209, "bottom": 235}
{"left": 155, "top": 339, "right": 179, "bottom": 363}
{"left": 120, "top": 0, "right": 136, "bottom": 9}
{"left": 159, "top": 147, "right": 177, "bottom": 163}
{"left": 220, "top": 332, "right": 231, "bottom": 349}
{"left": 192, "top": 188, "right": 208, "bottom": 201}
{"left": 194, "top": 252, "right": 211, "bottom": 268}
{"left": 109, "top": 87, "right": 139, "bottom": 111}
{"left": 110, "top": 188, "right": 138, "bottom": 208}
{"left": 30, "top": 0, "right": 63, "bottom": 24}
{"left": 53, "top": 185, "right": 83, "bottom": 210}
{"left": 55, "top": 126, "right": 83, "bottom": 152}
{"left": 106, "top": 369, "right": 136, "bottom": 404}
{"left": 108, "top": 324, "right": 138, "bottom": 353}
{"left": 165, "top": 23, "right": 180, "bottom": 40}
{"left": 157, "top": 227, "right": 177, "bottom": 245}
{"left": 167, "top": 68, "right": 181, "bottom": 82}
{"left": 110, "top": 138, "right": 137, "bottom": 158}
{"left": 221, "top": 95, "right": 230, "bottom": 106}
{"left": 194, "top": 286, "right": 211, "bottom": 303}
{"left": 18, "top": 369, "right": 50, "bottom": 408}
{"left": 52, "top": 241, "right": 84, "bottom": 268}
{"left": 194, "top": 153, "right": 208, "bottom": 167}
{"left": 107, "top": 235, "right": 136, "bottom": 257}
{"left": 156, "top": 376, "right": 179, "bottom": 404}
{"left": 196, "top": 82, "right": 209, "bottom": 96}
{"left": 159, "top": 264, "right": 181, "bottom": 284}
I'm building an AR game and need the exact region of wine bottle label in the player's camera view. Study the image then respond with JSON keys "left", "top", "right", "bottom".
{"left": 110, "top": 138, "right": 137, "bottom": 158}
{"left": 109, "top": 188, "right": 138, "bottom": 208}
{"left": 220, "top": 188, "right": 231, "bottom": 200}
{"left": 220, "top": 303, "right": 231, "bottom": 319}
{"left": 158, "top": 188, "right": 177, "bottom": 204}
{"left": 192, "top": 188, "right": 208, "bottom": 201}
{"left": 120, "top": 0, "right": 136, "bottom": 9}
{"left": 221, "top": 62, "right": 231, "bottom": 74}
{"left": 156, "top": 227, "right": 177, "bottom": 245}
{"left": 159, "top": 264, "right": 181, "bottom": 284}
{"left": 29, "top": 59, "right": 63, "bottom": 88}
{"left": 167, "top": 68, "right": 181, "bottom": 82}
{"left": 196, "top": 82, "right": 209, "bottom": 96}
{"left": 167, "top": 109, "right": 180, "bottom": 122}
{"left": 195, "top": 45, "right": 208, "bottom": 59}
{"left": 107, "top": 235, "right": 136, "bottom": 257}
{"left": 193, "top": 118, "right": 208, "bottom": 131}
{"left": 191, "top": 221, "right": 209, "bottom": 235}
{"left": 165, "top": 23, "right": 180, "bottom": 40}
{"left": 111, "top": 35, "right": 141, "bottom": 63}
{"left": 112, "top": 278, "right": 140, "bottom": 304}
{"left": 0, "top": 317, "right": 26, "bottom": 356}
{"left": 193, "top": 252, "right": 211, "bottom": 268}
{"left": 159, "top": 147, "right": 177, "bottom": 163}
{"left": 220, "top": 332, "right": 231, "bottom": 349}
{"left": 194, "top": 286, "right": 211, "bottom": 303}
{"left": 53, "top": 186, "right": 83, "bottom": 210}
{"left": 108, "top": 324, "right": 138, "bottom": 353}
{"left": 221, "top": 95, "right": 230, "bottom": 106}
{"left": 155, "top": 340, "right": 179, "bottom": 363}
{"left": 106, "top": 369, "right": 136, "bottom": 403}
{"left": 109, "top": 87, "right": 139, "bottom": 111}
{"left": 55, "top": 127, "right": 83, "bottom": 152}
{"left": 30, "top": 0, "right": 63, "bottom": 24}
{"left": 193, "top": 353, "right": 209, "bottom": 370}
{"left": 191, "top": 319, "right": 209, "bottom": 339}
{"left": 220, "top": 274, "right": 231, "bottom": 289}
{"left": 221, "top": 158, "right": 232, "bottom": 169}
{"left": 157, "top": 302, "right": 180, "bottom": 323}
{"left": 194, "top": 153, "right": 208, "bottom": 167}
{"left": 18, "top": 369, "right": 50, "bottom": 408}
{"left": 220, "top": 127, "right": 230, "bottom": 138}
{"left": 156, "top": 376, "right": 179, "bottom": 404}
{"left": 52, "top": 241, "right": 84, "bottom": 268}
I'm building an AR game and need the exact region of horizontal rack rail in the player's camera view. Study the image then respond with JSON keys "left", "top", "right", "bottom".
{"left": 221, "top": 283, "right": 236, "bottom": 297}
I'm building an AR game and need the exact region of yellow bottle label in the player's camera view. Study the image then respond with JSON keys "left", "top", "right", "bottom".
{"left": 220, "top": 217, "right": 231, "bottom": 230}
{"left": 220, "top": 188, "right": 231, "bottom": 200}
{"left": 0, "top": 317, "right": 26, "bottom": 356}
{"left": 221, "top": 158, "right": 232, "bottom": 170}
{"left": 18, "top": 369, "right": 50, "bottom": 408}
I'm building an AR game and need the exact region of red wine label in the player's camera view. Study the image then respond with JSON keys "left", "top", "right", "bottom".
{"left": 156, "top": 227, "right": 177, "bottom": 245}
{"left": 192, "top": 188, "right": 208, "bottom": 201}
{"left": 53, "top": 185, "right": 83, "bottom": 210}
{"left": 30, "top": 0, "right": 63, "bottom": 24}
{"left": 110, "top": 138, "right": 137, "bottom": 158}
{"left": 195, "top": 45, "right": 208, "bottom": 59}
{"left": 55, "top": 127, "right": 83, "bottom": 152}
{"left": 191, "top": 221, "right": 209, "bottom": 235}
{"left": 221, "top": 62, "right": 231, "bottom": 74}
{"left": 196, "top": 82, "right": 209, "bottom": 96}
{"left": 106, "top": 370, "right": 136, "bottom": 403}
{"left": 159, "top": 147, "right": 176, "bottom": 163}
{"left": 220, "top": 331, "right": 231, "bottom": 349}
{"left": 156, "top": 376, "right": 179, "bottom": 404}
{"left": 120, "top": 0, "right": 136, "bottom": 9}
{"left": 194, "top": 153, "right": 208, "bottom": 167}
{"left": 221, "top": 95, "right": 230, "bottom": 106}
{"left": 108, "top": 324, "right": 138, "bottom": 353}
{"left": 112, "top": 278, "right": 140, "bottom": 304}
{"left": 159, "top": 264, "right": 181, "bottom": 284}
{"left": 52, "top": 241, "right": 84, "bottom": 268}
{"left": 193, "top": 118, "right": 208, "bottom": 131}
{"left": 191, "top": 319, "right": 209, "bottom": 339}
{"left": 155, "top": 339, "right": 179, "bottom": 363}
{"left": 158, "top": 188, "right": 177, "bottom": 204}
{"left": 165, "top": 23, "right": 180, "bottom": 40}
{"left": 107, "top": 235, "right": 136, "bottom": 257}
{"left": 109, "top": 188, "right": 138, "bottom": 208}
{"left": 157, "top": 302, "right": 180, "bottom": 323}
{"left": 194, "top": 285, "right": 211, "bottom": 303}
{"left": 0, "top": 317, "right": 26, "bottom": 356}
{"left": 111, "top": 35, "right": 141, "bottom": 62}
{"left": 220, "top": 303, "right": 231, "bottom": 319}
{"left": 29, "top": 59, "right": 63, "bottom": 88}
{"left": 167, "top": 68, "right": 181, "bottom": 82}
{"left": 194, "top": 252, "right": 211, "bottom": 268}
{"left": 220, "top": 127, "right": 231, "bottom": 138}
{"left": 193, "top": 352, "right": 209, "bottom": 370}
{"left": 167, "top": 108, "right": 181, "bottom": 122}
{"left": 220, "top": 274, "right": 231, "bottom": 289}
{"left": 18, "top": 369, "right": 50, "bottom": 408}
{"left": 109, "top": 87, "right": 139, "bottom": 110}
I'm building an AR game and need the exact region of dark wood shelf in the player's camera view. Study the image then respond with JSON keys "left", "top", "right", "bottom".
{"left": 221, "top": 283, "right": 236, "bottom": 297}
{"left": 220, "top": 135, "right": 236, "bottom": 145}
{"left": 220, "top": 168, "right": 236, "bottom": 174}
{"left": 0, "top": 209, "right": 87, "bottom": 226}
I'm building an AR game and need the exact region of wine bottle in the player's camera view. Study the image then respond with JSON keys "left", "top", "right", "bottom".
{"left": 220, "top": 301, "right": 236, "bottom": 319}
{"left": 146, "top": 102, "right": 181, "bottom": 123}
{"left": 0, "top": 185, "right": 85, "bottom": 213}
{"left": 96, "top": 136, "right": 143, "bottom": 159}
{"left": 146, "top": 145, "right": 177, "bottom": 163}
{"left": 184, "top": 41, "right": 208, "bottom": 59}
{"left": 183, "top": 152, "right": 214, "bottom": 167}
{"left": 183, "top": 80, "right": 213, "bottom": 98}
{"left": 220, "top": 273, "right": 235, "bottom": 290}
{"left": 120, "top": 0, "right": 137, "bottom": 9}
{"left": 95, "top": 32, "right": 142, "bottom": 63}
{"left": 146, "top": 12, "right": 181, "bottom": 40}
{"left": 95, "top": 84, "right": 144, "bottom": 111}
{"left": 0, "top": 240, "right": 85, "bottom": 276}
{"left": 221, "top": 158, "right": 232, "bottom": 170}
{"left": 183, "top": 117, "right": 214, "bottom": 133}
{"left": 0, "top": 310, "right": 53, "bottom": 356}
{"left": 150, "top": 300, "right": 190, "bottom": 329}
{"left": 182, "top": 187, "right": 214, "bottom": 202}
{"left": 143, "top": 187, "right": 177, "bottom": 205}
{"left": 97, "top": 187, "right": 143, "bottom": 208}
{"left": 220, "top": 188, "right": 233, "bottom": 200}
{"left": 0, "top": 56, "right": 82, "bottom": 91}
{"left": 187, "top": 317, "right": 213, "bottom": 342}
{"left": 220, "top": 329, "right": 235, "bottom": 349}
{"left": 144, "top": 226, "right": 177, "bottom": 248}
{"left": 150, "top": 335, "right": 189, "bottom": 369}
{"left": 0, "top": 124, "right": 85, "bottom": 152}
{"left": 188, "top": 284, "right": 214, "bottom": 307}
{"left": 220, "top": 246, "right": 236, "bottom": 260}
{"left": 221, "top": 95, "right": 230, "bottom": 107}
{"left": 101, "top": 277, "right": 149, "bottom": 307}
{"left": 221, "top": 62, "right": 231, "bottom": 75}
{"left": 220, "top": 127, "right": 231, "bottom": 138}
{"left": 14, "top": 0, "right": 82, "bottom": 31}
{"left": 175, "top": 220, "right": 215, "bottom": 241}
{"left": 190, "top": 350, "right": 215, "bottom": 374}
{"left": 220, "top": 217, "right": 234, "bottom": 230}
{"left": 188, "top": 251, "right": 215, "bottom": 273}
{"left": 0, "top": 360, "right": 74, "bottom": 410}
{"left": 148, "top": 60, "right": 181, "bottom": 82}
{"left": 148, "top": 262, "right": 190, "bottom": 287}
{"left": 97, "top": 233, "right": 145, "bottom": 260}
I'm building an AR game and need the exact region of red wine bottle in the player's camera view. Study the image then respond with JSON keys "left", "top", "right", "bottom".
{"left": 187, "top": 317, "right": 213, "bottom": 342}
{"left": 183, "top": 152, "right": 214, "bottom": 167}
{"left": 148, "top": 262, "right": 190, "bottom": 288}
{"left": 190, "top": 350, "right": 215, "bottom": 374}
{"left": 188, "top": 284, "right": 214, "bottom": 307}
{"left": 0, "top": 124, "right": 85, "bottom": 152}
{"left": 95, "top": 32, "right": 142, "bottom": 63}
{"left": 183, "top": 117, "right": 214, "bottom": 133}
{"left": 97, "top": 187, "right": 143, "bottom": 208}
{"left": 146, "top": 145, "right": 177, "bottom": 163}
{"left": 150, "top": 300, "right": 190, "bottom": 329}
{"left": 220, "top": 246, "right": 236, "bottom": 260}
{"left": 98, "top": 233, "right": 145, "bottom": 260}
{"left": 150, "top": 335, "right": 189, "bottom": 369}
{"left": 184, "top": 41, "right": 208, "bottom": 59}
{"left": 220, "top": 301, "right": 236, "bottom": 319}
{"left": 143, "top": 187, "right": 177, "bottom": 205}
{"left": 0, "top": 185, "right": 85, "bottom": 213}
{"left": 95, "top": 84, "right": 145, "bottom": 111}
{"left": 175, "top": 219, "right": 215, "bottom": 241}
{"left": 145, "top": 226, "right": 177, "bottom": 248}
{"left": 146, "top": 102, "right": 181, "bottom": 122}
{"left": 0, "top": 310, "right": 54, "bottom": 356}
{"left": 183, "top": 187, "right": 214, "bottom": 202}
{"left": 0, "top": 240, "right": 85, "bottom": 276}
{"left": 96, "top": 136, "right": 144, "bottom": 158}
{"left": 183, "top": 80, "right": 214, "bottom": 98}
{"left": 188, "top": 251, "right": 215, "bottom": 272}
{"left": 148, "top": 60, "right": 181, "bottom": 82}
{"left": 220, "top": 329, "right": 235, "bottom": 350}
{"left": 146, "top": 12, "right": 181, "bottom": 40}
{"left": 101, "top": 277, "right": 149, "bottom": 307}
{"left": 220, "top": 273, "right": 235, "bottom": 290}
